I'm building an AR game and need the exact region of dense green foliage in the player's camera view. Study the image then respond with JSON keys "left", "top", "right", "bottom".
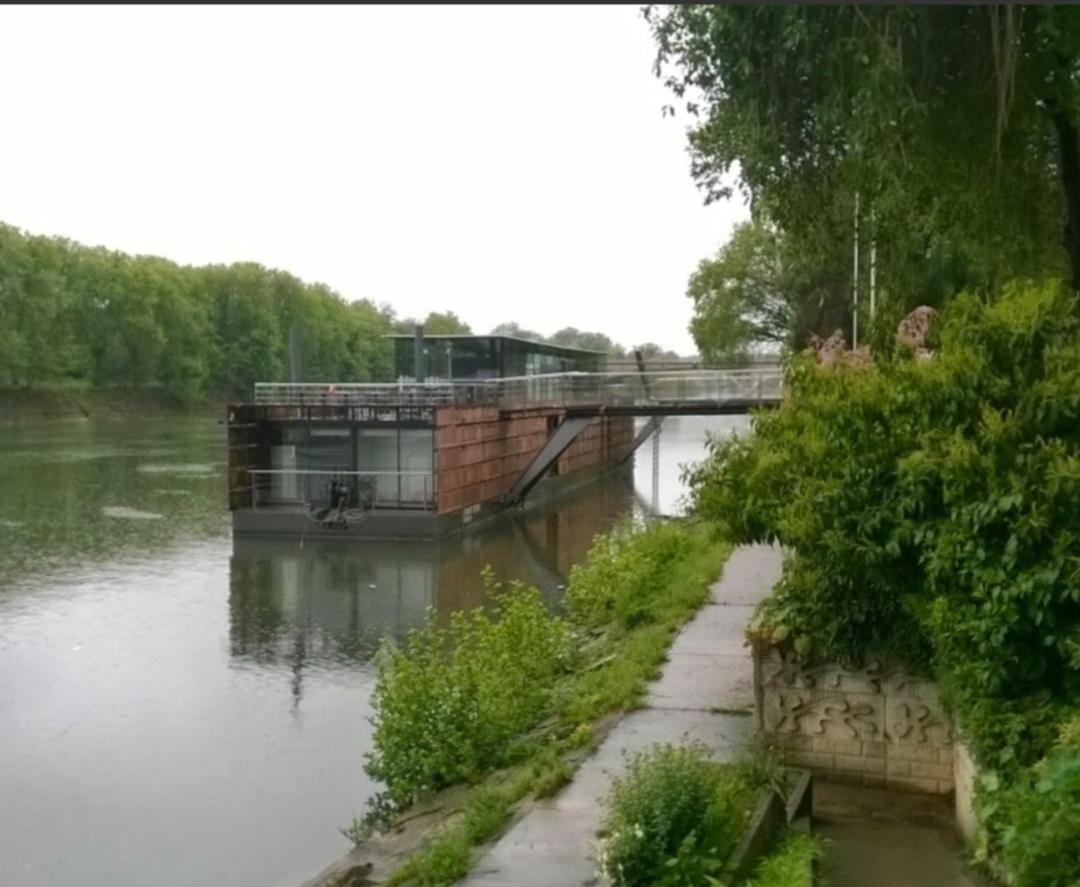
{"left": 648, "top": 5, "right": 1080, "bottom": 355}
{"left": 688, "top": 280, "right": 1079, "bottom": 881}
{"left": 743, "top": 831, "right": 824, "bottom": 887}
{"left": 394, "top": 311, "right": 473, "bottom": 336}
{"left": 365, "top": 573, "right": 574, "bottom": 810}
{"left": 565, "top": 521, "right": 701, "bottom": 630}
{"left": 596, "top": 742, "right": 770, "bottom": 887}
{"left": 1000, "top": 715, "right": 1080, "bottom": 887}
{"left": 687, "top": 219, "right": 851, "bottom": 361}
{"left": 0, "top": 222, "right": 396, "bottom": 400}
{"left": 489, "top": 322, "right": 547, "bottom": 343}
{"left": 487, "top": 322, "right": 682, "bottom": 361}
{"left": 548, "top": 326, "right": 624, "bottom": 355}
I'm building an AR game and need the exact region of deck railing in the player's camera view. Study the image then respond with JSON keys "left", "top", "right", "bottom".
{"left": 253, "top": 368, "right": 782, "bottom": 411}
{"left": 247, "top": 469, "right": 435, "bottom": 511}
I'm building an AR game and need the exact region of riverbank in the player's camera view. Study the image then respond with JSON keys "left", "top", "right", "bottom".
{"left": 0, "top": 387, "right": 222, "bottom": 423}
{"left": 303, "top": 530, "right": 758, "bottom": 887}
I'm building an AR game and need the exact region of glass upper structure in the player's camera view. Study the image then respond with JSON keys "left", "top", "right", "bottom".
{"left": 389, "top": 334, "right": 605, "bottom": 380}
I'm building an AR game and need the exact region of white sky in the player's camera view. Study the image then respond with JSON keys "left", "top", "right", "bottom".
{"left": 0, "top": 5, "right": 746, "bottom": 355}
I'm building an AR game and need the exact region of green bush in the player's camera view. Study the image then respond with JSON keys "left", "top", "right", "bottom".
{"left": 692, "top": 280, "right": 1080, "bottom": 696}
{"left": 596, "top": 742, "right": 768, "bottom": 887}
{"left": 387, "top": 827, "right": 471, "bottom": 887}
{"left": 365, "top": 575, "right": 574, "bottom": 811}
{"left": 687, "top": 279, "right": 1080, "bottom": 881}
{"left": 1001, "top": 716, "right": 1080, "bottom": 887}
{"left": 744, "top": 831, "right": 825, "bottom": 887}
{"left": 462, "top": 787, "right": 512, "bottom": 844}
{"left": 564, "top": 519, "right": 698, "bottom": 630}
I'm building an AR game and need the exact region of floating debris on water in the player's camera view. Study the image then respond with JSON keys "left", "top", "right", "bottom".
{"left": 137, "top": 463, "right": 218, "bottom": 476}
{"left": 102, "top": 506, "right": 165, "bottom": 521}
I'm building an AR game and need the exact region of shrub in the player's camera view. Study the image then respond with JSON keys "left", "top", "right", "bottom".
{"left": 387, "top": 827, "right": 471, "bottom": 887}
{"left": 1000, "top": 716, "right": 1080, "bottom": 887}
{"left": 596, "top": 742, "right": 768, "bottom": 887}
{"left": 744, "top": 831, "right": 825, "bottom": 887}
{"left": 462, "top": 787, "right": 512, "bottom": 845}
{"left": 691, "top": 280, "right": 1080, "bottom": 695}
{"left": 365, "top": 576, "right": 574, "bottom": 811}
{"left": 564, "top": 519, "right": 699, "bottom": 630}
{"left": 687, "top": 279, "right": 1080, "bottom": 881}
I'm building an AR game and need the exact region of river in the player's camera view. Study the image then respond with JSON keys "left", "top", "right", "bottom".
{"left": 0, "top": 413, "right": 747, "bottom": 887}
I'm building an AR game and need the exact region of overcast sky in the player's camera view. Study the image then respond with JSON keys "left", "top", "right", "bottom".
{"left": 0, "top": 5, "right": 746, "bottom": 354}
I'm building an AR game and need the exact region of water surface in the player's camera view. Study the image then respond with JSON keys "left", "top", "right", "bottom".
{"left": 0, "top": 413, "right": 746, "bottom": 886}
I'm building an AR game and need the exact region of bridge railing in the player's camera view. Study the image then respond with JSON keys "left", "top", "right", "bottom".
{"left": 493, "top": 369, "right": 782, "bottom": 409}
{"left": 253, "top": 368, "right": 782, "bottom": 411}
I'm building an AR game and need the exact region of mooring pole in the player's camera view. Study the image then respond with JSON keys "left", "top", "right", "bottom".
{"left": 852, "top": 191, "right": 860, "bottom": 349}
{"left": 651, "top": 422, "right": 661, "bottom": 514}
{"left": 413, "top": 324, "right": 425, "bottom": 382}
{"left": 869, "top": 206, "right": 877, "bottom": 323}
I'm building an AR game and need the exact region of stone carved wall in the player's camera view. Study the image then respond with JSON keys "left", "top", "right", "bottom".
{"left": 754, "top": 644, "right": 954, "bottom": 794}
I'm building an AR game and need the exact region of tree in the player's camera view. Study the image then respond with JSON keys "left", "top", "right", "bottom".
{"left": 647, "top": 5, "right": 1080, "bottom": 309}
{"left": 688, "top": 219, "right": 852, "bottom": 362}
{"left": 548, "top": 327, "right": 626, "bottom": 355}
{"left": 490, "top": 321, "right": 545, "bottom": 342}
{"left": 421, "top": 311, "right": 471, "bottom": 335}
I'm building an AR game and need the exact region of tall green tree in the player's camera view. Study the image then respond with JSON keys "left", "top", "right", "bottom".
{"left": 490, "top": 321, "right": 545, "bottom": 342}
{"left": 647, "top": 5, "right": 1080, "bottom": 325}
{"left": 420, "top": 311, "right": 471, "bottom": 335}
{"left": 688, "top": 219, "right": 851, "bottom": 361}
{"left": 548, "top": 327, "right": 626, "bottom": 355}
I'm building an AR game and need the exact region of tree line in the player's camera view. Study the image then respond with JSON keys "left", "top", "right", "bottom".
{"left": 392, "top": 316, "right": 682, "bottom": 360}
{"left": 0, "top": 223, "right": 681, "bottom": 403}
{"left": 0, "top": 223, "right": 401, "bottom": 402}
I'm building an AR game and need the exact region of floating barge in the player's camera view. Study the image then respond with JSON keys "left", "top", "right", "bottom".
{"left": 226, "top": 334, "right": 782, "bottom": 540}
{"left": 227, "top": 336, "right": 633, "bottom": 539}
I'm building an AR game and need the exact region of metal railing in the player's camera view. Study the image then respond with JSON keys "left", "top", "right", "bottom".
{"left": 253, "top": 368, "right": 782, "bottom": 410}
{"left": 247, "top": 469, "right": 435, "bottom": 511}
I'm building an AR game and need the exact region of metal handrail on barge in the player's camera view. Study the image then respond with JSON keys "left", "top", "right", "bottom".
{"left": 246, "top": 468, "right": 435, "bottom": 511}
{"left": 252, "top": 367, "right": 782, "bottom": 411}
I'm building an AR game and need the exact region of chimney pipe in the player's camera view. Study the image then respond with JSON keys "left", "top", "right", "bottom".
{"left": 413, "top": 324, "right": 425, "bottom": 382}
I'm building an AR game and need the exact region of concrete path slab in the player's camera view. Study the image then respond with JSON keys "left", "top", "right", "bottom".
{"left": 461, "top": 545, "right": 783, "bottom": 887}
{"left": 645, "top": 652, "right": 755, "bottom": 710}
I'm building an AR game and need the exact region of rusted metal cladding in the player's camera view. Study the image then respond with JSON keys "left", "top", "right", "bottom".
{"left": 434, "top": 407, "right": 633, "bottom": 514}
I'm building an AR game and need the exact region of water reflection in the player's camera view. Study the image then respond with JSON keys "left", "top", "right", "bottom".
{"left": 227, "top": 469, "right": 641, "bottom": 711}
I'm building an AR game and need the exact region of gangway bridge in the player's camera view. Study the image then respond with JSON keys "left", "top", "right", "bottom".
{"left": 252, "top": 366, "right": 782, "bottom": 508}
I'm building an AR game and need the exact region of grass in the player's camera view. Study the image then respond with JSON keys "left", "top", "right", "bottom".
{"left": 744, "top": 830, "right": 826, "bottom": 887}
{"left": 462, "top": 788, "right": 512, "bottom": 844}
{"left": 385, "top": 828, "right": 472, "bottom": 887}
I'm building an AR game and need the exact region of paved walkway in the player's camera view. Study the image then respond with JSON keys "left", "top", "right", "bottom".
{"left": 462, "top": 545, "right": 784, "bottom": 887}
